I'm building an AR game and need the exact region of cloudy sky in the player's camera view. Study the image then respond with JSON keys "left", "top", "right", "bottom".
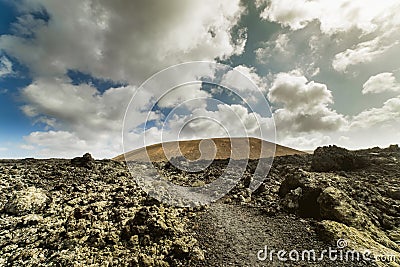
{"left": 0, "top": 0, "right": 400, "bottom": 158}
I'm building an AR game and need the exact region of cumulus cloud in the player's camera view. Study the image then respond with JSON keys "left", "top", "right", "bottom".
{"left": 255, "top": 33, "right": 291, "bottom": 64}
{"left": 21, "top": 79, "right": 137, "bottom": 133}
{"left": 268, "top": 71, "right": 346, "bottom": 133}
{"left": 0, "top": 56, "right": 13, "bottom": 77}
{"left": 278, "top": 132, "right": 331, "bottom": 151}
{"left": 340, "top": 96, "right": 400, "bottom": 149}
{"left": 1, "top": 0, "right": 249, "bottom": 157}
{"left": 142, "top": 103, "right": 275, "bottom": 145}
{"left": 257, "top": 0, "right": 400, "bottom": 74}
{"left": 19, "top": 78, "right": 141, "bottom": 157}
{"left": 220, "top": 65, "right": 267, "bottom": 93}
{"left": 157, "top": 84, "right": 210, "bottom": 110}
{"left": 351, "top": 96, "right": 400, "bottom": 129}
{"left": 1, "top": 0, "right": 246, "bottom": 83}
{"left": 23, "top": 130, "right": 114, "bottom": 158}
{"left": 332, "top": 37, "right": 399, "bottom": 72}
{"left": 362, "top": 72, "right": 400, "bottom": 94}
{"left": 259, "top": 0, "right": 399, "bottom": 34}
{"left": 4, "top": 0, "right": 399, "bottom": 157}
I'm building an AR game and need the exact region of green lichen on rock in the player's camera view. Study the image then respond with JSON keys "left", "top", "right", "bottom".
{"left": 4, "top": 186, "right": 49, "bottom": 215}
{"left": 318, "top": 220, "right": 400, "bottom": 267}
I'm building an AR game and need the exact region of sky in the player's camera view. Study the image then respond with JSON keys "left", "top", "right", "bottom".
{"left": 0, "top": 0, "right": 400, "bottom": 158}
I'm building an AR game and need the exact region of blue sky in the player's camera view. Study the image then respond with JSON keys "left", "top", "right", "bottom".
{"left": 1, "top": 0, "right": 400, "bottom": 158}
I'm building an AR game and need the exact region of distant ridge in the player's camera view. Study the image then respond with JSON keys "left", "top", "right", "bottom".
{"left": 113, "top": 137, "right": 306, "bottom": 162}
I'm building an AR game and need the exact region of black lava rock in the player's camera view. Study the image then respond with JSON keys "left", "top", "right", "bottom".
{"left": 311, "top": 145, "right": 368, "bottom": 172}
{"left": 71, "top": 153, "right": 94, "bottom": 168}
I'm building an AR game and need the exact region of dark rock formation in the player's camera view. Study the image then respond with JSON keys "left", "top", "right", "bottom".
{"left": 278, "top": 168, "right": 325, "bottom": 218}
{"left": 385, "top": 144, "right": 400, "bottom": 153}
{"left": 4, "top": 187, "right": 49, "bottom": 215}
{"left": 311, "top": 145, "right": 368, "bottom": 172}
{"left": 71, "top": 152, "right": 94, "bottom": 168}
{"left": 277, "top": 148, "right": 400, "bottom": 264}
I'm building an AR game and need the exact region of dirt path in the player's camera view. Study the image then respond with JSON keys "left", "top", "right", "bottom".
{"left": 190, "top": 203, "right": 375, "bottom": 267}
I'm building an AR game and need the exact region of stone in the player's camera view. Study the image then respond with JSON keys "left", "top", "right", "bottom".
{"left": 317, "top": 187, "right": 368, "bottom": 228}
{"left": 278, "top": 169, "right": 324, "bottom": 218}
{"left": 318, "top": 220, "right": 400, "bottom": 267}
{"left": 280, "top": 187, "right": 302, "bottom": 211}
{"left": 387, "top": 189, "right": 400, "bottom": 200}
{"left": 386, "top": 144, "right": 400, "bottom": 152}
{"left": 4, "top": 187, "right": 49, "bottom": 215}
{"left": 138, "top": 254, "right": 154, "bottom": 267}
{"left": 171, "top": 236, "right": 198, "bottom": 259}
{"left": 311, "top": 145, "right": 368, "bottom": 172}
{"left": 71, "top": 153, "right": 94, "bottom": 168}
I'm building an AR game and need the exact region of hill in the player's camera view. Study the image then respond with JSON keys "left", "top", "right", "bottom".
{"left": 113, "top": 137, "right": 306, "bottom": 162}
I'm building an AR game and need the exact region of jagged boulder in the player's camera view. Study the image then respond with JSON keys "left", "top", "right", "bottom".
{"left": 317, "top": 221, "right": 400, "bottom": 267}
{"left": 120, "top": 206, "right": 185, "bottom": 242}
{"left": 278, "top": 168, "right": 326, "bottom": 218}
{"left": 280, "top": 187, "right": 302, "bottom": 211}
{"left": 385, "top": 144, "right": 400, "bottom": 152}
{"left": 311, "top": 145, "right": 367, "bottom": 172}
{"left": 317, "top": 187, "right": 369, "bottom": 228}
{"left": 71, "top": 153, "right": 94, "bottom": 168}
{"left": 4, "top": 187, "right": 49, "bottom": 215}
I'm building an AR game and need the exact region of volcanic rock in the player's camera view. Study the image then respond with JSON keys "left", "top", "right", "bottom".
{"left": 311, "top": 145, "right": 368, "bottom": 172}
{"left": 317, "top": 186, "right": 369, "bottom": 228}
{"left": 1, "top": 145, "right": 399, "bottom": 266}
{"left": 278, "top": 168, "right": 325, "bottom": 218}
{"left": 4, "top": 186, "right": 49, "bottom": 215}
{"left": 71, "top": 152, "right": 94, "bottom": 168}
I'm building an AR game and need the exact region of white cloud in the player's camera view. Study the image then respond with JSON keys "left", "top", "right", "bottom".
{"left": 335, "top": 96, "right": 400, "bottom": 149}
{"left": 20, "top": 78, "right": 141, "bottom": 158}
{"left": 23, "top": 131, "right": 97, "bottom": 158}
{"left": 255, "top": 33, "right": 321, "bottom": 78}
{"left": 259, "top": 0, "right": 399, "bottom": 34}
{"left": 255, "top": 33, "right": 291, "bottom": 64}
{"left": 332, "top": 37, "right": 398, "bottom": 72}
{"left": 0, "top": 147, "right": 8, "bottom": 152}
{"left": 269, "top": 72, "right": 332, "bottom": 110}
{"left": 11, "top": 14, "right": 47, "bottom": 37}
{"left": 220, "top": 65, "right": 267, "bottom": 93}
{"left": 350, "top": 96, "right": 400, "bottom": 129}
{"left": 259, "top": 0, "right": 400, "bottom": 74}
{"left": 140, "top": 103, "right": 275, "bottom": 145}
{"left": 274, "top": 34, "right": 289, "bottom": 52}
{"left": 0, "top": 56, "right": 13, "bottom": 77}
{"left": 5, "top": 0, "right": 399, "bottom": 157}
{"left": 338, "top": 135, "right": 351, "bottom": 145}
{"left": 278, "top": 132, "right": 331, "bottom": 151}
{"left": 19, "top": 144, "right": 35, "bottom": 150}
{"left": 191, "top": 104, "right": 274, "bottom": 138}
{"left": 268, "top": 71, "right": 346, "bottom": 133}
{"left": 362, "top": 72, "right": 400, "bottom": 94}
{"left": 21, "top": 79, "right": 137, "bottom": 134}
{"left": 1, "top": 0, "right": 246, "bottom": 83}
{"left": 157, "top": 84, "right": 210, "bottom": 110}
{"left": 1, "top": 0, "right": 250, "bottom": 157}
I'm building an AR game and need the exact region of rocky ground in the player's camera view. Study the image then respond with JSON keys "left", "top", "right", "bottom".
{"left": 0, "top": 146, "right": 399, "bottom": 266}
